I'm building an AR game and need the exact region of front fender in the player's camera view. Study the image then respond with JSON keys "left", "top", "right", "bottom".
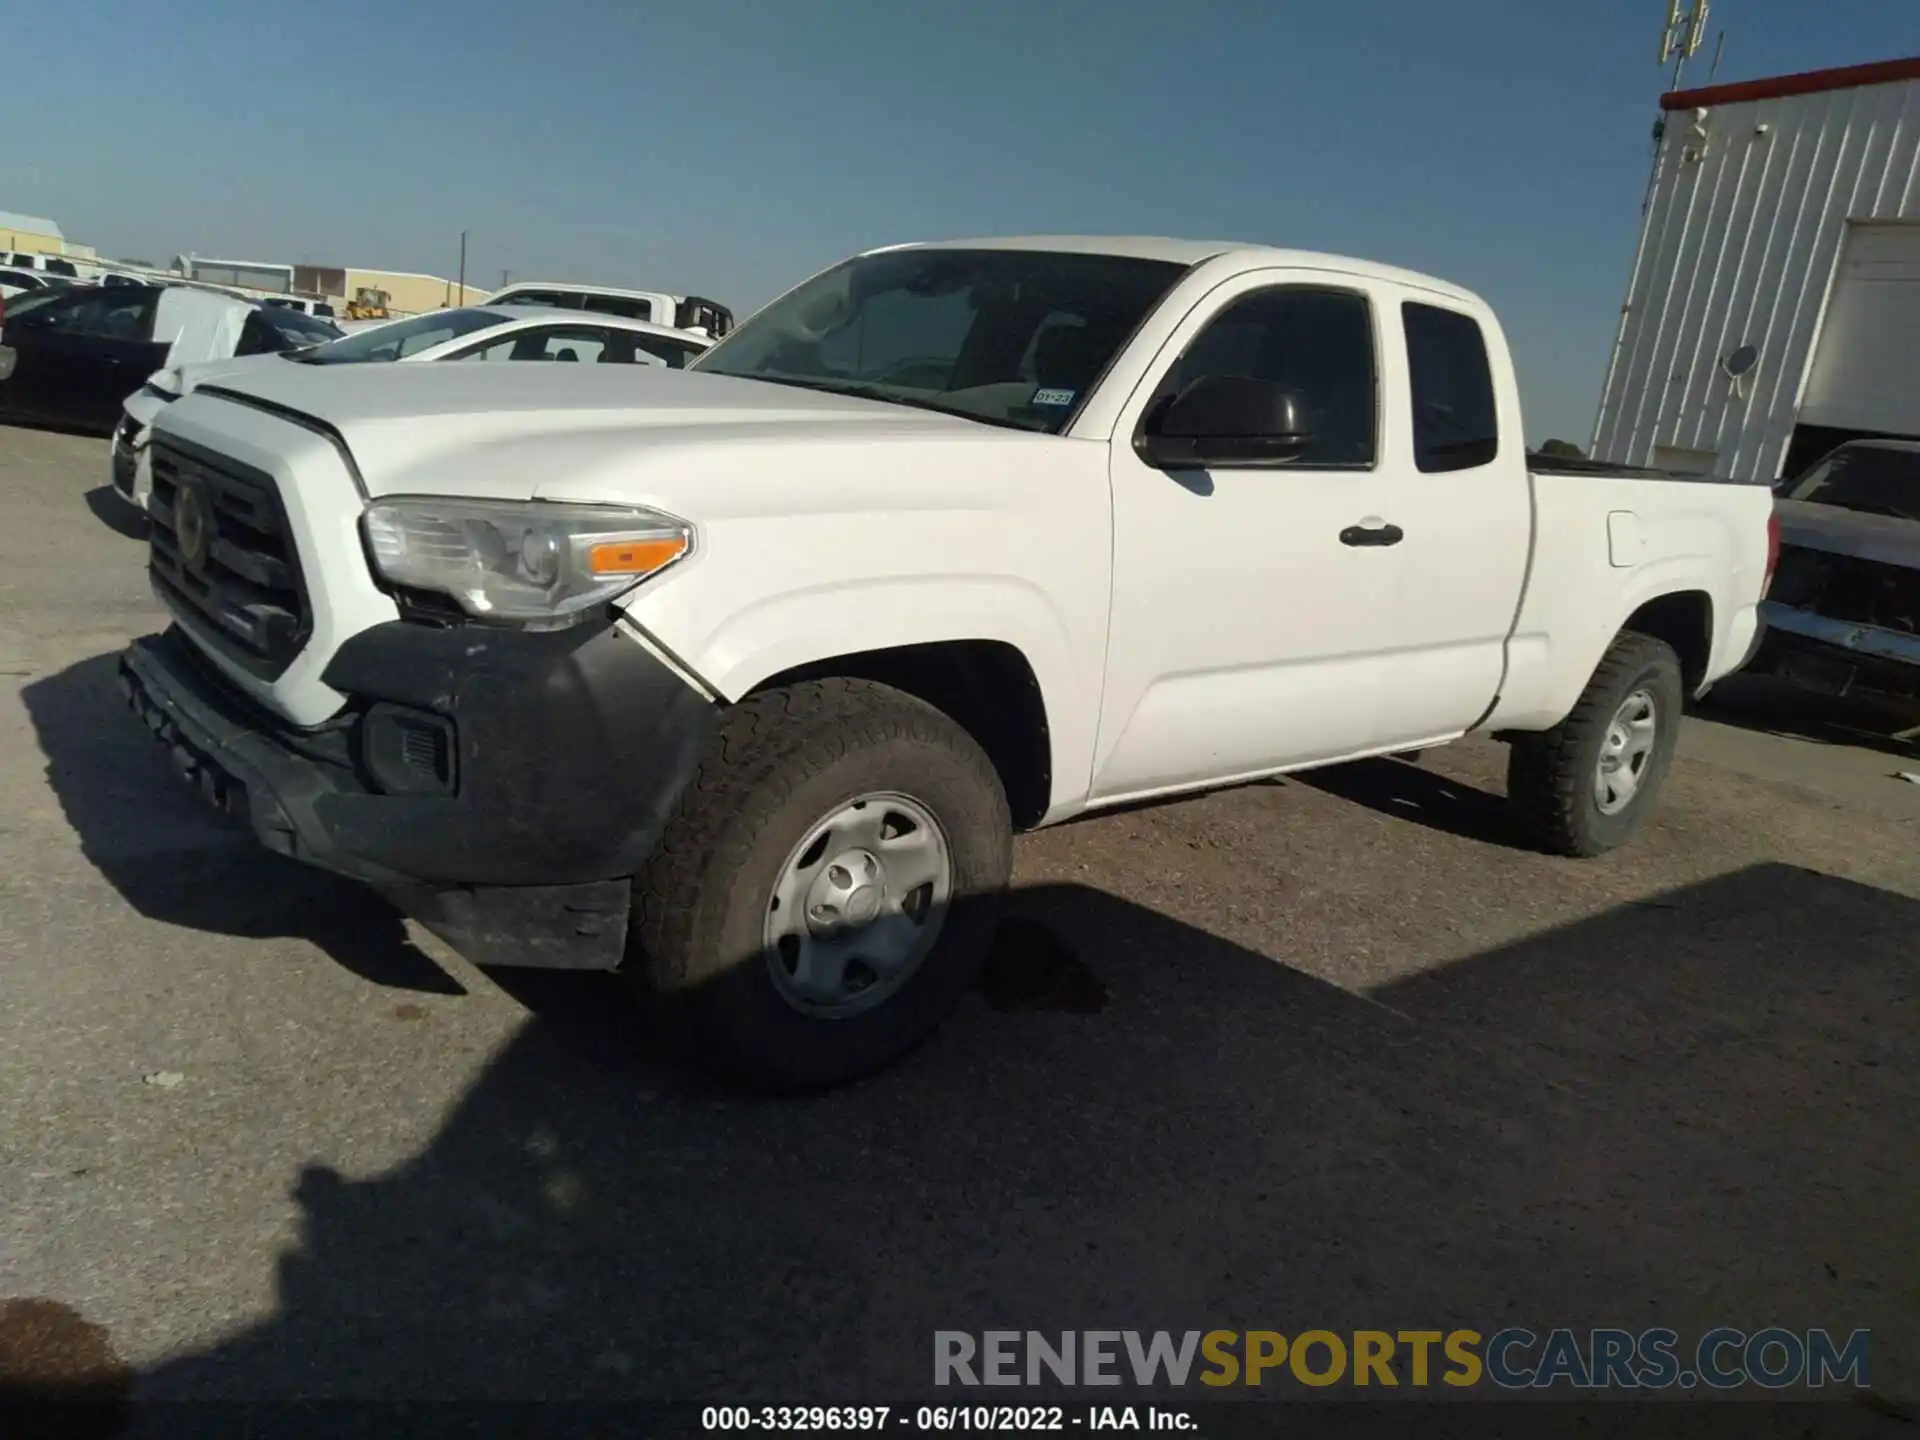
{"left": 621, "top": 572, "right": 1109, "bottom": 820}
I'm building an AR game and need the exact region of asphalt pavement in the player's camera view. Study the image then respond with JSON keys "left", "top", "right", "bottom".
{"left": 0, "top": 423, "right": 1914, "bottom": 1415}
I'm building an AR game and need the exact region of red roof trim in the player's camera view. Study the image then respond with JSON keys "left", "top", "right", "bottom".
{"left": 1662, "top": 55, "right": 1920, "bottom": 111}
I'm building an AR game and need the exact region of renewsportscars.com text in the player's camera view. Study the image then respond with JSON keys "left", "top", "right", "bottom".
{"left": 934, "top": 1328, "right": 1871, "bottom": 1392}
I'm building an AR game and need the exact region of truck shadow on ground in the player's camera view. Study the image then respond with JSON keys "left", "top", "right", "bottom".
{"left": 82, "top": 486, "right": 150, "bottom": 542}
{"left": 1697, "top": 674, "right": 1920, "bottom": 762}
{"left": 1291, "top": 755, "right": 1527, "bottom": 849}
{"left": 20, "top": 654, "right": 462, "bottom": 994}
{"left": 57, "top": 863, "right": 1906, "bottom": 1423}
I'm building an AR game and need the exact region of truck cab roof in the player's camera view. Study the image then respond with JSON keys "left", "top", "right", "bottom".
{"left": 877, "top": 235, "right": 1486, "bottom": 308}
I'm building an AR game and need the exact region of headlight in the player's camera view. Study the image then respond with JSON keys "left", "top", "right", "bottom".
{"left": 361, "top": 497, "right": 692, "bottom": 624}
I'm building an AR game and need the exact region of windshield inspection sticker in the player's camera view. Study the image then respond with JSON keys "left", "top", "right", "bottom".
{"left": 1032, "top": 388, "right": 1076, "bottom": 407}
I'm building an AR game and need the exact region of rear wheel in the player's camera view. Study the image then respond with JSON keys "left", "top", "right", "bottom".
{"left": 630, "top": 678, "right": 1012, "bottom": 1091}
{"left": 1506, "top": 632, "right": 1685, "bottom": 857}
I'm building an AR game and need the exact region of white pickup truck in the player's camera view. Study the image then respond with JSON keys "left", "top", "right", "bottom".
{"left": 118, "top": 236, "right": 1777, "bottom": 1089}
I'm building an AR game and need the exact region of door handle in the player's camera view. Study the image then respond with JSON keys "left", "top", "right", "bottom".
{"left": 1340, "top": 520, "right": 1404, "bottom": 547}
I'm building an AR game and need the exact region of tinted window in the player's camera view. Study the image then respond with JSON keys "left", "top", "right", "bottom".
{"left": 40, "top": 287, "right": 158, "bottom": 339}
{"left": 9, "top": 254, "right": 31, "bottom": 267}
{"left": 581, "top": 294, "right": 654, "bottom": 321}
{"left": 457, "top": 325, "right": 615, "bottom": 364}
{"left": 1403, "top": 302, "right": 1498, "bottom": 473}
{"left": 235, "top": 311, "right": 277, "bottom": 356}
{"left": 46, "top": 258, "right": 78, "bottom": 277}
{"left": 0, "top": 269, "right": 44, "bottom": 290}
{"left": 1782, "top": 446, "right": 1920, "bottom": 522}
{"left": 696, "top": 248, "right": 1184, "bottom": 433}
{"left": 633, "top": 334, "right": 702, "bottom": 369}
{"left": 1158, "top": 287, "right": 1377, "bottom": 467}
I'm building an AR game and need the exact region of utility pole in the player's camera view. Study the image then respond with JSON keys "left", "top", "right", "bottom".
{"left": 499, "top": 268, "right": 511, "bottom": 289}
{"left": 457, "top": 230, "right": 468, "bottom": 304}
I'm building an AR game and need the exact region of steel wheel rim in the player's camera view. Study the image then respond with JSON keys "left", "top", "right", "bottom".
{"left": 1594, "top": 688, "right": 1659, "bottom": 815}
{"left": 763, "top": 791, "right": 953, "bottom": 1017}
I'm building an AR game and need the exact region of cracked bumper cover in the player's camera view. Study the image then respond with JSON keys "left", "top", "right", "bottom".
{"left": 118, "top": 621, "right": 719, "bottom": 969}
{"left": 1754, "top": 601, "right": 1920, "bottom": 699}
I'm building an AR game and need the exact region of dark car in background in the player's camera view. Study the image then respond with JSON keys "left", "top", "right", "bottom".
{"left": 1752, "top": 439, "right": 1920, "bottom": 704}
{"left": 0, "top": 283, "right": 342, "bottom": 434}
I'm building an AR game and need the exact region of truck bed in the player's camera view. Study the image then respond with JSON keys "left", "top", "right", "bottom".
{"left": 1526, "top": 453, "right": 1760, "bottom": 485}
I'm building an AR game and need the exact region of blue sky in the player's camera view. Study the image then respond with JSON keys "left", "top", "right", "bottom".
{"left": 5, "top": 0, "right": 1914, "bottom": 442}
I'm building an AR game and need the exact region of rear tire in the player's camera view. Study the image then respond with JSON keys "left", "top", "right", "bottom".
{"left": 630, "top": 678, "right": 1012, "bottom": 1091}
{"left": 1506, "top": 632, "right": 1685, "bottom": 857}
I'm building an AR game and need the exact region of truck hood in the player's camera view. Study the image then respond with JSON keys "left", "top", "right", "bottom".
{"left": 1775, "top": 497, "right": 1920, "bottom": 570}
{"left": 181, "top": 359, "right": 990, "bottom": 502}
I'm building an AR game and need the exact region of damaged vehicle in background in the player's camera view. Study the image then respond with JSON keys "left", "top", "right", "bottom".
{"left": 0, "top": 283, "right": 341, "bottom": 435}
{"left": 1751, "top": 439, "right": 1920, "bottom": 705}
{"left": 109, "top": 306, "right": 712, "bottom": 512}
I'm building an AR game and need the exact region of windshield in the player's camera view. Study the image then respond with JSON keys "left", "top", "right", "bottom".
{"left": 1783, "top": 445, "right": 1920, "bottom": 522}
{"left": 692, "top": 248, "right": 1186, "bottom": 433}
{"left": 290, "top": 308, "right": 509, "bottom": 364}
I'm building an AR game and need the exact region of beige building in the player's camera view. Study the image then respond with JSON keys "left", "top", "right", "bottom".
{"left": 1, "top": 209, "right": 67, "bottom": 257}
{"left": 293, "top": 263, "right": 487, "bottom": 316}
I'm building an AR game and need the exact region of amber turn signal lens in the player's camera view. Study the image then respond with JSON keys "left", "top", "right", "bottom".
{"left": 585, "top": 535, "right": 688, "bottom": 577}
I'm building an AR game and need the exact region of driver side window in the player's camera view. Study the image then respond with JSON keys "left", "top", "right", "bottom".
{"left": 1156, "top": 286, "right": 1378, "bottom": 468}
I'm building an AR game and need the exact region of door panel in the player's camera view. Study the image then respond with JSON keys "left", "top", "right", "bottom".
{"left": 69, "top": 336, "right": 167, "bottom": 431}
{"left": 7, "top": 327, "right": 79, "bottom": 423}
{"left": 1090, "top": 273, "right": 1530, "bottom": 802}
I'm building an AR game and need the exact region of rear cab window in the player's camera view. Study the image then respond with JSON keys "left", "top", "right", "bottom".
{"left": 1402, "top": 301, "right": 1499, "bottom": 472}
{"left": 580, "top": 294, "right": 654, "bottom": 321}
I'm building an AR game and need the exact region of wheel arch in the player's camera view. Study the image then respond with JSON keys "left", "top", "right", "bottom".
{"left": 1622, "top": 588, "right": 1714, "bottom": 696}
{"left": 747, "top": 639, "right": 1054, "bottom": 830}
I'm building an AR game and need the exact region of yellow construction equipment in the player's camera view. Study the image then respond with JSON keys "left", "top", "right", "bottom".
{"left": 344, "top": 287, "right": 391, "bottom": 321}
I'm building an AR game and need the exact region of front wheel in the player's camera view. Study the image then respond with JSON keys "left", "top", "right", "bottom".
{"left": 630, "top": 679, "right": 1012, "bottom": 1091}
{"left": 1506, "top": 632, "right": 1685, "bottom": 857}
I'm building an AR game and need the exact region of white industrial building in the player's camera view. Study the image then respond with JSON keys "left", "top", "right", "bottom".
{"left": 1593, "top": 56, "right": 1920, "bottom": 483}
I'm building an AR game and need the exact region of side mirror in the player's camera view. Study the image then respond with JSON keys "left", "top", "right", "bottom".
{"left": 1136, "top": 374, "right": 1315, "bottom": 470}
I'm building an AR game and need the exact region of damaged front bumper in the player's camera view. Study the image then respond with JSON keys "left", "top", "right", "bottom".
{"left": 118, "top": 622, "right": 719, "bottom": 969}
{"left": 1752, "top": 601, "right": 1920, "bottom": 700}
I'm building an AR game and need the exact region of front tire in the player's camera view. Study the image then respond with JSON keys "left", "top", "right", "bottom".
{"left": 1506, "top": 632, "right": 1685, "bottom": 857}
{"left": 630, "top": 679, "right": 1012, "bottom": 1091}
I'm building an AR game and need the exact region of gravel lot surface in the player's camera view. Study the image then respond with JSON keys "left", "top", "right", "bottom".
{"left": 0, "top": 423, "right": 1913, "bottom": 1416}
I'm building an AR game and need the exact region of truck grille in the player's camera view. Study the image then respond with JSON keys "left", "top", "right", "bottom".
{"left": 147, "top": 438, "right": 310, "bottom": 679}
{"left": 1768, "top": 542, "right": 1919, "bottom": 636}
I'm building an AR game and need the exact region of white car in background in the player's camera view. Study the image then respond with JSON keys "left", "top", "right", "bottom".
{"left": 110, "top": 305, "right": 712, "bottom": 512}
{"left": 0, "top": 267, "right": 53, "bottom": 300}
{"left": 482, "top": 281, "right": 735, "bottom": 338}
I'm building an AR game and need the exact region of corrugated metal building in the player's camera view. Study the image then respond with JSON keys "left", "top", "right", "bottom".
{"left": 175, "top": 255, "right": 297, "bottom": 293}
{"left": 1592, "top": 56, "right": 1920, "bottom": 484}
